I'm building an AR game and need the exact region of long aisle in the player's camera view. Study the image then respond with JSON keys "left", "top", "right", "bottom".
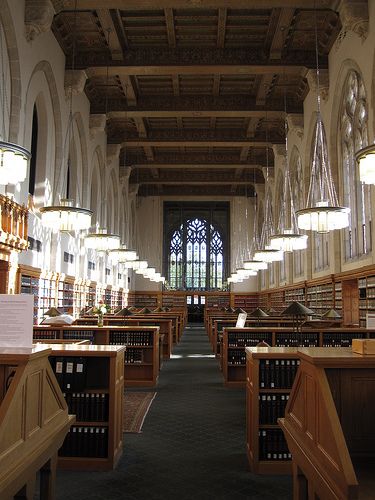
{"left": 55, "top": 326, "right": 292, "bottom": 500}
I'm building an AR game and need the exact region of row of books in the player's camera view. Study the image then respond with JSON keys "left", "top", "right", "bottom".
{"left": 125, "top": 349, "right": 143, "bottom": 364}
{"left": 228, "top": 349, "right": 246, "bottom": 365}
{"left": 59, "top": 426, "right": 108, "bottom": 458}
{"left": 64, "top": 392, "right": 109, "bottom": 422}
{"left": 259, "top": 359, "right": 300, "bottom": 389}
{"left": 51, "top": 356, "right": 86, "bottom": 392}
{"left": 275, "top": 333, "right": 319, "bottom": 347}
{"left": 109, "top": 331, "right": 153, "bottom": 346}
{"left": 258, "top": 429, "right": 291, "bottom": 461}
{"left": 259, "top": 394, "right": 289, "bottom": 425}
{"left": 34, "top": 330, "right": 58, "bottom": 340}
{"left": 321, "top": 332, "right": 365, "bottom": 347}
{"left": 63, "top": 330, "right": 95, "bottom": 341}
{"left": 227, "top": 332, "right": 272, "bottom": 347}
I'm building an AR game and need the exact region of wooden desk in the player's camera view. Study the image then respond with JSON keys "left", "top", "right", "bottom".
{"left": 279, "top": 347, "right": 375, "bottom": 499}
{"left": 0, "top": 346, "right": 73, "bottom": 499}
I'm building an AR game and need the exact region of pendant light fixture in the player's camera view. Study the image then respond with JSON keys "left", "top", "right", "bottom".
{"left": 40, "top": 0, "right": 92, "bottom": 231}
{"left": 269, "top": 96, "right": 308, "bottom": 252}
{"left": 84, "top": 228, "right": 120, "bottom": 252}
{"left": 253, "top": 142, "right": 284, "bottom": 263}
{"left": 296, "top": 10, "right": 349, "bottom": 233}
{"left": 356, "top": 144, "right": 375, "bottom": 184}
{"left": 84, "top": 28, "right": 121, "bottom": 249}
{"left": 0, "top": 24, "right": 31, "bottom": 185}
{"left": 109, "top": 245, "right": 137, "bottom": 263}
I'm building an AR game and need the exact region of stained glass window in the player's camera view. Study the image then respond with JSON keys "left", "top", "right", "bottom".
{"left": 167, "top": 218, "right": 225, "bottom": 290}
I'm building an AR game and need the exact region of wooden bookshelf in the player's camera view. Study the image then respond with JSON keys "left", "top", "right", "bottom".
{"left": 279, "top": 347, "right": 375, "bottom": 499}
{"left": 0, "top": 346, "right": 73, "bottom": 498}
{"left": 128, "top": 292, "right": 160, "bottom": 309}
{"left": 75, "top": 316, "right": 174, "bottom": 358}
{"left": 246, "top": 347, "right": 299, "bottom": 474}
{"left": 47, "top": 344, "right": 125, "bottom": 471}
{"left": 221, "top": 327, "right": 370, "bottom": 387}
{"left": 232, "top": 293, "right": 258, "bottom": 310}
{"left": 33, "top": 325, "right": 160, "bottom": 387}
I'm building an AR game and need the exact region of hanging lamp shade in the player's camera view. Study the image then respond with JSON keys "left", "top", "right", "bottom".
{"left": 109, "top": 246, "right": 137, "bottom": 263}
{"left": 84, "top": 228, "right": 120, "bottom": 251}
{"left": 243, "top": 260, "right": 268, "bottom": 271}
{"left": 297, "top": 201, "right": 350, "bottom": 233}
{"left": 269, "top": 229, "right": 308, "bottom": 252}
{"left": 237, "top": 267, "right": 257, "bottom": 278}
{"left": 0, "top": 141, "right": 31, "bottom": 185}
{"left": 253, "top": 245, "right": 284, "bottom": 263}
{"left": 356, "top": 144, "right": 375, "bottom": 184}
{"left": 40, "top": 198, "right": 92, "bottom": 232}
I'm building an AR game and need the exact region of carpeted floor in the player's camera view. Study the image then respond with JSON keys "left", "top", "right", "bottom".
{"left": 124, "top": 392, "right": 156, "bottom": 433}
{"left": 53, "top": 325, "right": 292, "bottom": 500}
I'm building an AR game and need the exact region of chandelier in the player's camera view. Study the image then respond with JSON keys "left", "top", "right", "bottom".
{"left": 84, "top": 228, "right": 120, "bottom": 252}
{"left": 109, "top": 245, "right": 137, "bottom": 263}
{"left": 40, "top": 198, "right": 92, "bottom": 232}
{"left": 0, "top": 23, "right": 31, "bottom": 185}
{"left": 253, "top": 156, "right": 284, "bottom": 263}
{"left": 296, "top": 12, "right": 349, "bottom": 233}
{"left": 356, "top": 144, "right": 375, "bottom": 184}
{"left": 270, "top": 104, "right": 307, "bottom": 252}
{"left": 39, "top": 1, "right": 92, "bottom": 231}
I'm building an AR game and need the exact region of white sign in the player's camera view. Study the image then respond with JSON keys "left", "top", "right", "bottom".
{"left": 236, "top": 312, "right": 247, "bottom": 328}
{"left": 0, "top": 294, "right": 34, "bottom": 348}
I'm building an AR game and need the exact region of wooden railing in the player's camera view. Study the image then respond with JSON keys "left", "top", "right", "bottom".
{"left": 0, "top": 194, "right": 28, "bottom": 251}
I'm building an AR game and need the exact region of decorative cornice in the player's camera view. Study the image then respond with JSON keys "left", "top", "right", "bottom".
{"left": 306, "top": 68, "right": 329, "bottom": 101}
{"left": 89, "top": 114, "right": 106, "bottom": 138}
{"left": 64, "top": 69, "right": 88, "bottom": 97}
{"left": 339, "top": 0, "right": 368, "bottom": 40}
{"left": 128, "top": 184, "right": 139, "bottom": 197}
{"left": 24, "top": 0, "right": 55, "bottom": 42}
{"left": 287, "top": 113, "right": 304, "bottom": 139}
{"left": 107, "top": 144, "right": 121, "bottom": 164}
{"left": 272, "top": 144, "right": 286, "bottom": 158}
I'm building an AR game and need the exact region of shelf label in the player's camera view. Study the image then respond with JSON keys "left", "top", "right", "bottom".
{"left": 0, "top": 294, "right": 34, "bottom": 347}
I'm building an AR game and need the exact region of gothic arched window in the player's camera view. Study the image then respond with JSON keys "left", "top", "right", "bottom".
{"left": 340, "top": 70, "right": 371, "bottom": 260}
{"left": 167, "top": 218, "right": 224, "bottom": 290}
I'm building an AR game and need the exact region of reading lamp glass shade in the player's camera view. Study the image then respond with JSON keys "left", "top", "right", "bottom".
{"left": 44, "top": 307, "right": 62, "bottom": 317}
{"left": 40, "top": 198, "right": 92, "bottom": 232}
{"left": 356, "top": 144, "right": 375, "bottom": 184}
{"left": 249, "top": 307, "right": 269, "bottom": 318}
{"left": 322, "top": 308, "right": 341, "bottom": 319}
{"left": 281, "top": 301, "right": 314, "bottom": 317}
{"left": 84, "top": 228, "right": 120, "bottom": 251}
{"left": 0, "top": 141, "right": 31, "bottom": 185}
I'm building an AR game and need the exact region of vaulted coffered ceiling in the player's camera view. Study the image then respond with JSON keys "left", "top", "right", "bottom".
{"left": 51, "top": 1, "right": 342, "bottom": 197}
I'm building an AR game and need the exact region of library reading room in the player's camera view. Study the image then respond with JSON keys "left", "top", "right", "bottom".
{"left": 1, "top": 1, "right": 375, "bottom": 499}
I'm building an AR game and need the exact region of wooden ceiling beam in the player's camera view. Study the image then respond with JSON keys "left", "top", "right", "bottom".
{"left": 122, "top": 140, "right": 272, "bottom": 147}
{"left": 96, "top": 9, "right": 124, "bottom": 61}
{"left": 109, "top": 110, "right": 290, "bottom": 119}
{"left": 128, "top": 163, "right": 263, "bottom": 169}
{"left": 268, "top": 8, "right": 295, "bottom": 60}
{"left": 118, "top": 75, "right": 137, "bottom": 105}
{"left": 217, "top": 8, "right": 227, "bottom": 48}
{"left": 246, "top": 117, "right": 261, "bottom": 138}
{"left": 134, "top": 117, "right": 147, "bottom": 137}
{"left": 86, "top": 64, "right": 307, "bottom": 78}
{"left": 60, "top": 1, "right": 338, "bottom": 10}
{"left": 131, "top": 180, "right": 257, "bottom": 185}
{"left": 165, "top": 8, "right": 176, "bottom": 47}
